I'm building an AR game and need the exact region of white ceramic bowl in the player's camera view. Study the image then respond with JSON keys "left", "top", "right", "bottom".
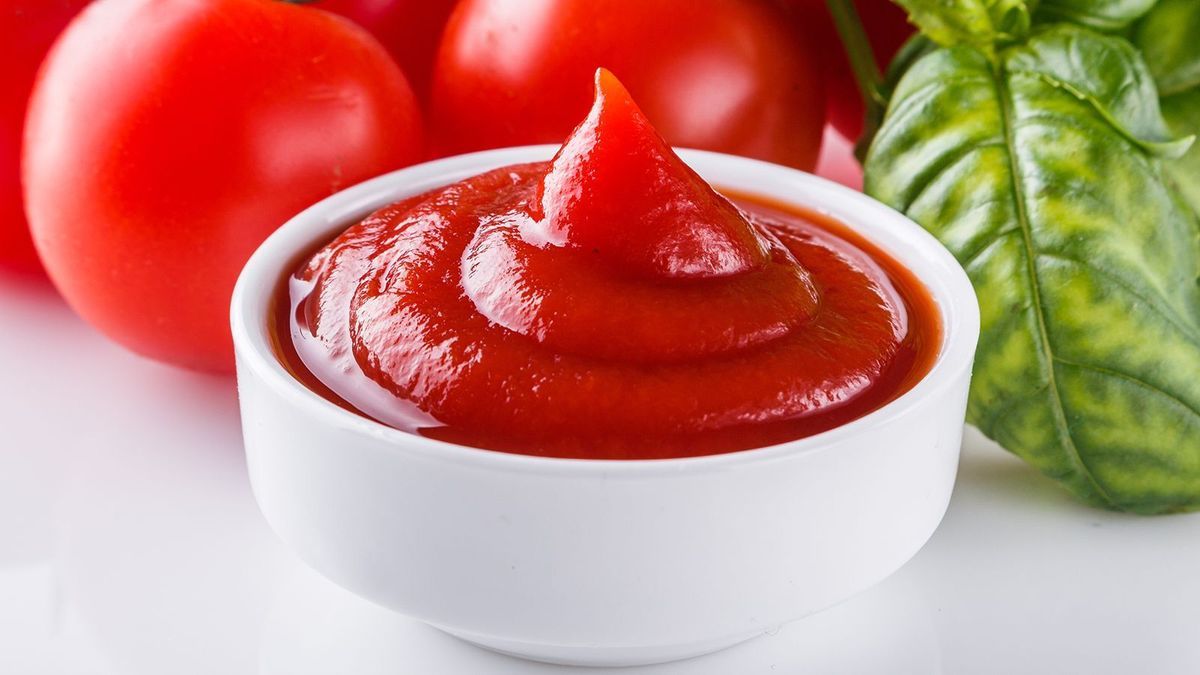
{"left": 231, "top": 146, "right": 980, "bottom": 667}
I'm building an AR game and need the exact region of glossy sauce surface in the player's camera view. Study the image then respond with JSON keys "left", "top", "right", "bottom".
{"left": 274, "top": 71, "right": 940, "bottom": 459}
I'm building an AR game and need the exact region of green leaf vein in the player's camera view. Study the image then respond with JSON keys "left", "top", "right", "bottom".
{"left": 994, "top": 63, "right": 1119, "bottom": 508}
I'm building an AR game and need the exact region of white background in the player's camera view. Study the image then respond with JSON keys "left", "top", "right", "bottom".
{"left": 3, "top": 134, "right": 1199, "bottom": 674}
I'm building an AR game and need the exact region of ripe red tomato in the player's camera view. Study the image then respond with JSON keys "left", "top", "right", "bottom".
{"left": 316, "top": 0, "right": 457, "bottom": 102}
{"left": 790, "top": 0, "right": 913, "bottom": 141}
{"left": 24, "top": 0, "right": 423, "bottom": 372}
{"left": 0, "top": 0, "right": 91, "bottom": 276}
{"left": 431, "top": 0, "right": 825, "bottom": 171}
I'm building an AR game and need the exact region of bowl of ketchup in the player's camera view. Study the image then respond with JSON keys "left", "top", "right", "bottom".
{"left": 232, "top": 70, "right": 979, "bottom": 667}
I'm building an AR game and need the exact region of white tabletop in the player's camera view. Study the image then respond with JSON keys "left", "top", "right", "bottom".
{"left": 3, "top": 230, "right": 1199, "bottom": 674}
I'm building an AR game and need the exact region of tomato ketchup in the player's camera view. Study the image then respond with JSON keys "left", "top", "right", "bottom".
{"left": 276, "top": 70, "right": 940, "bottom": 459}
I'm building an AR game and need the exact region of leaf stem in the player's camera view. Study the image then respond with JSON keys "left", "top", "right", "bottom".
{"left": 826, "top": 0, "right": 884, "bottom": 109}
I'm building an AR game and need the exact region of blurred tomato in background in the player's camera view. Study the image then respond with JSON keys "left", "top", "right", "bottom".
{"left": 23, "top": 0, "right": 423, "bottom": 371}
{"left": 823, "top": 0, "right": 912, "bottom": 140}
{"left": 317, "top": 0, "right": 457, "bottom": 104}
{"left": 0, "top": 0, "right": 90, "bottom": 276}
{"left": 7, "top": 0, "right": 878, "bottom": 373}
{"left": 431, "top": 0, "right": 827, "bottom": 170}
{"left": 784, "top": 0, "right": 913, "bottom": 141}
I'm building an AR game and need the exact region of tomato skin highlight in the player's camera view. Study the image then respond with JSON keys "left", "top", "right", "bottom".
{"left": 23, "top": 0, "right": 424, "bottom": 372}
{"left": 0, "top": 0, "right": 91, "bottom": 276}
{"left": 430, "top": 0, "right": 826, "bottom": 170}
{"left": 315, "top": 0, "right": 457, "bottom": 103}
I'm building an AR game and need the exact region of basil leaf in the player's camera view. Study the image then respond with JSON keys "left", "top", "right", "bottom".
{"left": 1159, "top": 92, "right": 1200, "bottom": 213}
{"left": 1136, "top": 0, "right": 1200, "bottom": 96}
{"left": 865, "top": 24, "right": 1200, "bottom": 513}
{"left": 1006, "top": 27, "right": 1193, "bottom": 157}
{"left": 893, "top": 0, "right": 1030, "bottom": 55}
{"left": 1034, "top": 0, "right": 1158, "bottom": 33}
{"left": 1135, "top": 0, "right": 1200, "bottom": 212}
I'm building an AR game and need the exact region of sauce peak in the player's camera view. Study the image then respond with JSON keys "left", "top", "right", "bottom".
{"left": 531, "top": 69, "right": 768, "bottom": 279}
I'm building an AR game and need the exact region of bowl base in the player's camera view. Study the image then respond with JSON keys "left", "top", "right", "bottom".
{"left": 433, "top": 624, "right": 770, "bottom": 667}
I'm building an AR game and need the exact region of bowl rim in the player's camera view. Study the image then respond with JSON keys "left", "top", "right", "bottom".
{"left": 231, "top": 145, "right": 980, "bottom": 476}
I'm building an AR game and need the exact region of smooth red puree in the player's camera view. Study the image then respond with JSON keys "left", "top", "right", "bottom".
{"left": 276, "top": 70, "right": 940, "bottom": 460}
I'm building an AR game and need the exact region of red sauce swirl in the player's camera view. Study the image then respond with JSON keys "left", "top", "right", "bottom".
{"left": 278, "top": 71, "right": 940, "bottom": 459}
